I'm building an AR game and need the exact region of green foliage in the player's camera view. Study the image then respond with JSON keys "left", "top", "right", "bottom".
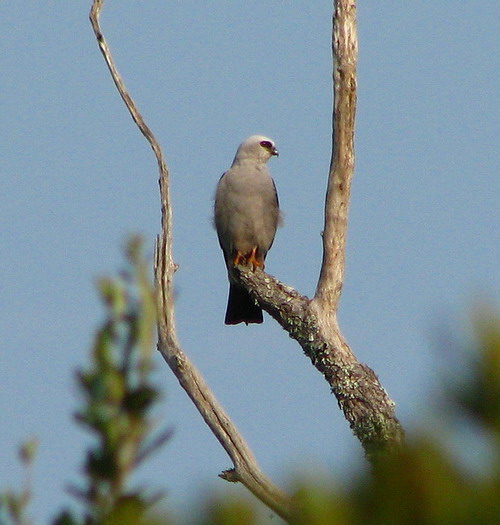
{"left": 55, "top": 236, "right": 170, "bottom": 525}
{"left": 196, "top": 309, "right": 500, "bottom": 525}
{"left": 196, "top": 495, "right": 263, "bottom": 525}
{"left": 0, "top": 438, "right": 38, "bottom": 525}
{"left": 1, "top": 237, "right": 499, "bottom": 524}
{"left": 454, "top": 310, "right": 500, "bottom": 437}
{"left": 288, "top": 309, "right": 500, "bottom": 525}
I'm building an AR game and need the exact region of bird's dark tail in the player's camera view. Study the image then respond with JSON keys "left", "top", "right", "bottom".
{"left": 225, "top": 283, "right": 263, "bottom": 325}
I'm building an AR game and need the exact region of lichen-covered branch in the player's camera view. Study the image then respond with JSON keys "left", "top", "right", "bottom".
{"left": 230, "top": 1, "right": 404, "bottom": 460}
{"left": 237, "top": 266, "right": 404, "bottom": 461}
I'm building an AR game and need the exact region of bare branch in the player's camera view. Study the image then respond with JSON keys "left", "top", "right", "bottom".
{"left": 315, "top": 0, "right": 358, "bottom": 314}
{"left": 89, "top": 0, "right": 291, "bottom": 519}
{"left": 155, "top": 239, "right": 291, "bottom": 519}
{"left": 90, "top": 0, "right": 404, "bottom": 518}
{"left": 89, "top": 0, "right": 169, "bottom": 195}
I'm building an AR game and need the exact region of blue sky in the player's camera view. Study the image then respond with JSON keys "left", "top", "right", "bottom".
{"left": 1, "top": 1, "right": 498, "bottom": 522}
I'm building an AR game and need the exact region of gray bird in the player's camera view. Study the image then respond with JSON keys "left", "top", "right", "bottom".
{"left": 214, "top": 135, "right": 281, "bottom": 325}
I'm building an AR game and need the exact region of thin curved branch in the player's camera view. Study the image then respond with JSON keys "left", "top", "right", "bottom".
{"left": 155, "top": 238, "right": 291, "bottom": 519}
{"left": 89, "top": 1, "right": 291, "bottom": 520}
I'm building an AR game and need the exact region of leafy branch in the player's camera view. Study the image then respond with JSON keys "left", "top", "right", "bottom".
{"left": 54, "top": 237, "right": 170, "bottom": 525}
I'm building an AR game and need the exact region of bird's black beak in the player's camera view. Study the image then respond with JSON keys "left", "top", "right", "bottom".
{"left": 271, "top": 147, "right": 279, "bottom": 157}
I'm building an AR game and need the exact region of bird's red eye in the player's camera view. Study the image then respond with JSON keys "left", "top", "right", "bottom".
{"left": 260, "top": 140, "right": 272, "bottom": 149}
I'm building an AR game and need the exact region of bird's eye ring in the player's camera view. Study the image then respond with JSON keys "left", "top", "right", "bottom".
{"left": 260, "top": 140, "right": 273, "bottom": 150}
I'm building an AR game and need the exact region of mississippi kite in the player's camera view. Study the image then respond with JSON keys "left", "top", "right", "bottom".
{"left": 214, "top": 135, "right": 281, "bottom": 325}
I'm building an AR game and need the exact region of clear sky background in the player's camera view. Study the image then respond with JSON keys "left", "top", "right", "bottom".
{"left": 1, "top": 1, "right": 498, "bottom": 523}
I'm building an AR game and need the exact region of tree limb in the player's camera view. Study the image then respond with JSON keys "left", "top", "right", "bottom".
{"left": 315, "top": 0, "right": 358, "bottom": 314}
{"left": 232, "top": 0, "right": 405, "bottom": 460}
{"left": 90, "top": 0, "right": 292, "bottom": 520}
{"left": 155, "top": 237, "right": 291, "bottom": 519}
{"left": 89, "top": 0, "right": 404, "bottom": 520}
{"left": 236, "top": 266, "right": 404, "bottom": 460}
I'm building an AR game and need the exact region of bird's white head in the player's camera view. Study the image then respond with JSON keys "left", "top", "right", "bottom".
{"left": 232, "top": 135, "right": 279, "bottom": 165}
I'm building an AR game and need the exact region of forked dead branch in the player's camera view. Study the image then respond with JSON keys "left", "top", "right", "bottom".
{"left": 90, "top": 0, "right": 403, "bottom": 520}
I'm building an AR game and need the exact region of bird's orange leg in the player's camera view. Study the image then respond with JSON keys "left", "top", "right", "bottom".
{"left": 233, "top": 251, "right": 245, "bottom": 266}
{"left": 247, "top": 246, "right": 264, "bottom": 270}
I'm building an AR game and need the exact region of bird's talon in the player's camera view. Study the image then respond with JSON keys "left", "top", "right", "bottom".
{"left": 233, "top": 252, "right": 245, "bottom": 266}
{"left": 247, "top": 247, "right": 264, "bottom": 270}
